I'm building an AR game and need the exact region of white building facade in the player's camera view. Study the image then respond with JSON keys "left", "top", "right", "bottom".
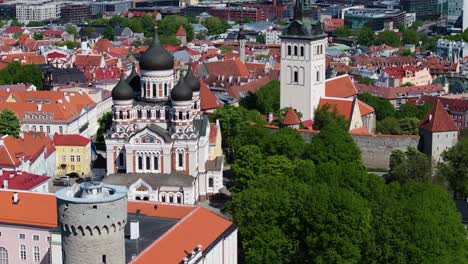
{"left": 16, "top": 0, "right": 63, "bottom": 22}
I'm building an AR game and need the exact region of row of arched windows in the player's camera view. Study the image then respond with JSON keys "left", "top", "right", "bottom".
{"left": 285, "top": 43, "right": 325, "bottom": 58}
{"left": 142, "top": 82, "right": 170, "bottom": 99}
{"left": 160, "top": 192, "right": 183, "bottom": 204}
{"left": 136, "top": 152, "right": 161, "bottom": 173}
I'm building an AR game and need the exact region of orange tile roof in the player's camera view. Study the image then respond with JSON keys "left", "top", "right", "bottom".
{"left": 319, "top": 98, "right": 354, "bottom": 120}
{"left": 0, "top": 190, "right": 57, "bottom": 228}
{"left": 131, "top": 207, "right": 233, "bottom": 264}
{"left": 74, "top": 54, "right": 102, "bottom": 66}
{"left": 203, "top": 58, "right": 249, "bottom": 77}
{"left": 282, "top": 107, "right": 301, "bottom": 125}
{"left": 176, "top": 25, "right": 187, "bottom": 36}
{"left": 200, "top": 82, "right": 220, "bottom": 110}
{"left": 325, "top": 74, "right": 357, "bottom": 98}
{"left": 419, "top": 100, "right": 458, "bottom": 132}
{"left": 94, "top": 38, "right": 114, "bottom": 52}
{"left": 358, "top": 100, "right": 374, "bottom": 116}
{"left": 0, "top": 132, "right": 54, "bottom": 167}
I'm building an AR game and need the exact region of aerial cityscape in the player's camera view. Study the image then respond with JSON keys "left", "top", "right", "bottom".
{"left": 0, "top": 0, "right": 467, "bottom": 263}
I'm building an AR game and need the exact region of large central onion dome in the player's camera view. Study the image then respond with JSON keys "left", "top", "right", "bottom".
{"left": 139, "top": 31, "right": 174, "bottom": 71}
{"left": 112, "top": 74, "right": 134, "bottom": 101}
{"left": 184, "top": 68, "right": 200, "bottom": 92}
{"left": 171, "top": 76, "right": 193, "bottom": 101}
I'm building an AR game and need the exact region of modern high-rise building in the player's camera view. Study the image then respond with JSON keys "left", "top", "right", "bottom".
{"left": 400, "top": 0, "right": 447, "bottom": 20}
{"left": 447, "top": 0, "right": 463, "bottom": 25}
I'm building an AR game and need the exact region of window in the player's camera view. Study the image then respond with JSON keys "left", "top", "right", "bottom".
{"left": 70, "top": 165, "right": 75, "bottom": 171}
{"left": 19, "top": 234, "right": 25, "bottom": 239}
{"left": 293, "top": 71, "right": 298, "bottom": 83}
{"left": 70, "top": 155, "right": 75, "bottom": 162}
{"left": 208, "top": 178, "right": 214, "bottom": 188}
{"left": 169, "top": 194, "right": 174, "bottom": 203}
{"left": 287, "top": 45, "right": 291, "bottom": 55}
{"left": 178, "top": 112, "right": 183, "bottom": 120}
{"left": 317, "top": 70, "right": 320, "bottom": 82}
{"left": 153, "top": 156, "right": 158, "bottom": 170}
{"left": 59, "top": 126, "right": 63, "bottom": 134}
{"left": 186, "top": 112, "right": 190, "bottom": 119}
{"left": 161, "top": 194, "right": 166, "bottom": 203}
{"left": 19, "top": 245, "right": 26, "bottom": 261}
{"left": 118, "top": 153, "right": 123, "bottom": 166}
{"left": 300, "top": 46, "right": 304, "bottom": 56}
{"left": 32, "top": 126, "right": 36, "bottom": 131}
{"left": 152, "top": 84, "right": 156, "bottom": 98}
{"left": 39, "top": 126, "right": 43, "bottom": 132}
{"left": 320, "top": 45, "right": 323, "bottom": 55}
{"left": 137, "top": 110, "right": 142, "bottom": 119}
{"left": 177, "top": 195, "right": 182, "bottom": 204}
{"left": 46, "top": 126, "right": 50, "bottom": 134}
{"left": 138, "top": 156, "right": 143, "bottom": 170}
{"left": 294, "top": 46, "right": 298, "bottom": 56}
{"left": 146, "top": 110, "right": 151, "bottom": 120}
{"left": 33, "top": 246, "right": 39, "bottom": 262}
{"left": 102, "top": 255, "right": 106, "bottom": 264}
{"left": 156, "top": 110, "right": 161, "bottom": 119}
{"left": 0, "top": 247, "right": 8, "bottom": 264}
{"left": 77, "top": 155, "right": 81, "bottom": 162}
{"left": 61, "top": 155, "right": 66, "bottom": 162}
{"left": 164, "top": 84, "right": 168, "bottom": 96}
{"left": 178, "top": 153, "right": 183, "bottom": 168}
{"left": 33, "top": 235, "right": 39, "bottom": 241}
{"left": 146, "top": 156, "right": 150, "bottom": 170}
{"left": 119, "top": 111, "right": 123, "bottom": 120}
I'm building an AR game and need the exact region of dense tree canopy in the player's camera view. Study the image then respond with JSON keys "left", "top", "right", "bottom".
{"left": 240, "top": 80, "right": 280, "bottom": 114}
{"left": 438, "top": 139, "right": 468, "bottom": 198}
{"left": 358, "top": 93, "right": 396, "bottom": 121}
{"left": 202, "top": 17, "right": 231, "bottom": 35}
{"left": 95, "top": 112, "right": 112, "bottom": 144}
{"left": 0, "top": 109, "right": 20, "bottom": 138}
{"left": 0, "top": 62, "right": 43, "bottom": 90}
{"left": 375, "top": 30, "right": 401, "bottom": 47}
{"left": 158, "top": 15, "right": 195, "bottom": 42}
{"left": 313, "top": 103, "right": 348, "bottom": 131}
{"left": 356, "top": 27, "right": 375, "bottom": 46}
{"left": 385, "top": 147, "right": 432, "bottom": 184}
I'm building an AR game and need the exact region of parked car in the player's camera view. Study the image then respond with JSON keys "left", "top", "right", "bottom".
{"left": 53, "top": 176, "right": 70, "bottom": 186}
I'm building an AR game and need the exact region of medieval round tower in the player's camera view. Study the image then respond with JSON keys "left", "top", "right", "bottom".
{"left": 56, "top": 182, "right": 128, "bottom": 264}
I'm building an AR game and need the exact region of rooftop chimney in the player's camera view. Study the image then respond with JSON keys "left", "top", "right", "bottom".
{"left": 12, "top": 192, "right": 19, "bottom": 204}
{"left": 3, "top": 180, "right": 8, "bottom": 189}
{"left": 37, "top": 103, "right": 42, "bottom": 112}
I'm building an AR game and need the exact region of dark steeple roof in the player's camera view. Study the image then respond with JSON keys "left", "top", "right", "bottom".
{"left": 125, "top": 64, "right": 141, "bottom": 95}
{"left": 112, "top": 74, "right": 134, "bottom": 101}
{"left": 171, "top": 75, "right": 193, "bottom": 101}
{"left": 184, "top": 68, "right": 200, "bottom": 92}
{"left": 139, "top": 31, "right": 174, "bottom": 71}
{"left": 282, "top": 0, "right": 327, "bottom": 40}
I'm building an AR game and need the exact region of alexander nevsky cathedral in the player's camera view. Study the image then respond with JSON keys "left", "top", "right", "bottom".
{"left": 103, "top": 29, "right": 224, "bottom": 205}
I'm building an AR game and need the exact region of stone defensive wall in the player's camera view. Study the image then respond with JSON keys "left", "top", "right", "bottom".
{"left": 266, "top": 126, "right": 420, "bottom": 169}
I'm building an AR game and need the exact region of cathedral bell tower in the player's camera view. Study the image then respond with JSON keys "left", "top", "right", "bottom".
{"left": 170, "top": 74, "right": 194, "bottom": 133}
{"left": 279, "top": 0, "right": 327, "bottom": 121}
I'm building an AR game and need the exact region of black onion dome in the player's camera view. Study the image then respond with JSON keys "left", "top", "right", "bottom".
{"left": 171, "top": 76, "right": 193, "bottom": 101}
{"left": 139, "top": 32, "right": 174, "bottom": 71}
{"left": 125, "top": 64, "right": 141, "bottom": 94}
{"left": 112, "top": 75, "right": 134, "bottom": 101}
{"left": 184, "top": 68, "right": 200, "bottom": 92}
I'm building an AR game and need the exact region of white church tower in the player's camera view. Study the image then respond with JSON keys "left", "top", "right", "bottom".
{"left": 280, "top": 0, "right": 327, "bottom": 121}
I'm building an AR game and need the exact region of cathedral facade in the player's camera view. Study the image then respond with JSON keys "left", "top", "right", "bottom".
{"left": 103, "top": 31, "right": 224, "bottom": 205}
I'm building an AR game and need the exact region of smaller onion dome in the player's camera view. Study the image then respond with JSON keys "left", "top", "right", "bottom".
{"left": 184, "top": 68, "right": 200, "bottom": 92}
{"left": 112, "top": 74, "right": 134, "bottom": 101}
{"left": 139, "top": 31, "right": 174, "bottom": 71}
{"left": 125, "top": 64, "right": 141, "bottom": 94}
{"left": 171, "top": 76, "right": 193, "bottom": 101}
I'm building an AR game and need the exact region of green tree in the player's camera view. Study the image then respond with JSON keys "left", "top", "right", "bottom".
{"left": 385, "top": 147, "right": 432, "bottom": 184}
{"left": 159, "top": 35, "right": 181, "bottom": 45}
{"left": 26, "top": 21, "right": 45, "bottom": 27}
{"left": 64, "top": 24, "right": 79, "bottom": 38}
{"left": 376, "top": 117, "right": 401, "bottom": 134}
{"left": 356, "top": 27, "right": 375, "bottom": 46}
{"left": 95, "top": 112, "right": 112, "bottom": 144}
{"left": 32, "top": 32, "right": 43, "bottom": 40}
{"left": 335, "top": 26, "right": 352, "bottom": 38}
{"left": 400, "top": 82, "right": 415, "bottom": 87}
{"left": 158, "top": 15, "right": 194, "bottom": 41}
{"left": 401, "top": 49, "right": 414, "bottom": 56}
{"left": 0, "top": 109, "right": 20, "bottom": 137}
{"left": 56, "top": 41, "right": 79, "bottom": 49}
{"left": 260, "top": 128, "right": 305, "bottom": 159}
{"left": 229, "top": 145, "right": 264, "bottom": 193}
{"left": 241, "top": 80, "right": 280, "bottom": 114}
{"left": 410, "top": 20, "right": 424, "bottom": 29}
{"left": 256, "top": 33, "right": 265, "bottom": 44}
{"left": 313, "top": 103, "right": 348, "bottom": 131}
{"left": 0, "top": 62, "right": 43, "bottom": 90}
{"left": 304, "top": 123, "right": 362, "bottom": 166}
{"left": 438, "top": 139, "right": 468, "bottom": 198}
{"left": 103, "top": 26, "right": 115, "bottom": 41}
{"left": 10, "top": 19, "right": 22, "bottom": 27}
{"left": 375, "top": 30, "right": 401, "bottom": 47}
{"left": 358, "top": 93, "right": 396, "bottom": 121}
{"left": 202, "top": 17, "right": 231, "bottom": 35}
{"left": 402, "top": 28, "right": 419, "bottom": 45}
{"left": 398, "top": 117, "right": 419, "bottom": 135}
{"left": 356, "top": 76, "right": 374, "bottom": 85}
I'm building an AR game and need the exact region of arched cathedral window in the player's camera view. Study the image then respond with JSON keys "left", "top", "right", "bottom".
{"left": 152, "top": 84, "right": 157, "bottom": 98}
{"left": 300, "top": 46, "right": 304, "bottom": 57}
{"left": 178, "top": 111, "right": 183, "bottom": 120}
{"left": 146, "top": 110, "right": 151, "bottom": 119}
{"left": 294, "top": 45, "right": 298, "bottom": 56}
{"left": 164, "top": 83, "right": 168, "bottom": 96}
{"left": 287, "top": 45, "right": 291, "bottom": 56}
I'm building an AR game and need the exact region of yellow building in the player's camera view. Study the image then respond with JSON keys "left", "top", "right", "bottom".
{"left": 53, "top": 134, "right": 92, "bottom": 176}
{"left": 209, "top": 121, "right": 223, "bottom": 160}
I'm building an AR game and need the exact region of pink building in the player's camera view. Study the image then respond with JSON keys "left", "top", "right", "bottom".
{"left": 0, "top": 190, "right": 57, "bottom": 264}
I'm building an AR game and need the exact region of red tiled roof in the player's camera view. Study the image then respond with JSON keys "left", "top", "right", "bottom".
{"left": 4, "top": 27, "right": 23, "bottom": 34}
{"left": 127, "top": 201, "right": 195, "bottom": 219}
{"left": 419, "top": 100, "right": 458, "bottom": 132}
{"left": 203, "top": 58, "right": 249, "bottom": 77}
{"left": 0, "top": 132, "right": 55, "bottom": 167}
{"left": 0, "top": 189, "right": 57, "bottom": 228}
{"left": 358, "top": 100, "right": 374, "bottom": 116}
{"left": 94, "top": 38, "right": 114, "bottom": 53}
{"left": 176, "top": 25, "right": 187, "bottom": 36}
{"left": 325, "top": 74, "right": 357, "bottom": 98}
{"left": 0, "top": 170, "right": 49, "bottom": 191}
{"left": 74, "top": 54, "right": 102, "bottom": 66}
{"left": 383, "top": 65, "right": 423, "bottom": 78}
{"left": 43, "top": 30, "right": 64, "bottom": 37}
{"left": 53, "top": 134, "right": 90, "bottom": 146}
{"left": 130, "top": 207, "right": 233, "bottom": 264}
{"left": 200, "top": 82, "right": 220, "bottom": 110}
{"left": 319, "top": 98, "right": 354, "bottom": 120}
{"left": 356, "top": 83, "right": 445, "bottom": 100}
{"left": 349, "top": 126, "right": 372, "bottom": 135}
{"left": 226, "top": 75, "right": 271, "bottom": 99}
{"left": 282, "top": 107, "right": 301, "bottom": 125}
